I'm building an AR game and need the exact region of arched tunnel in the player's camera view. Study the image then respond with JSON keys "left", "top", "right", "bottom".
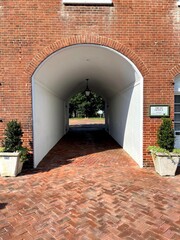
{"left": 32, "top": 44, "right": 143, "bottom": 168}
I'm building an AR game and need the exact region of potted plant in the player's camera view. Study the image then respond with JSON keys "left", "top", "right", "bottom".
{"left": 0, "top": 120, "right": 28, "bottom": 177}
{"left": 148, "top": 117, "right": 180, "bottom": 176}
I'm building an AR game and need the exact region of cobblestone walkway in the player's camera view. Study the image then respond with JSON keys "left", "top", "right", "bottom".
{"left": 0, "top": 127, "right": 180, "bottom": 240}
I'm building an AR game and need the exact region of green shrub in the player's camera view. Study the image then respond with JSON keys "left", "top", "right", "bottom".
{"left": 172, "top": 148, "right": 180, "bottom": 154}
{"left": 3, "top": 120, "right": 23, "bottom": 152}
{"left": 1, "top": 120, "right": 29, "bottom": 163}
{"left": 2, "top": 120, "right": 29, "bottom": 162}
{"left": 147, "top": 146, "right": 169, "bottom": 154}
{"left": 157, "top": 118, "right": 174, "bottom": 152}
{"left": 0, "top": 147, "right": 4, "bottom": 152}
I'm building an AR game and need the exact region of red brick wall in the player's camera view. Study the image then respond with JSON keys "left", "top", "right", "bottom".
{"left": 0, "top": 0, "right": 180, "bottom": 167}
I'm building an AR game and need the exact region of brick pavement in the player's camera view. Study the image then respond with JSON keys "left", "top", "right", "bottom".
{"left": 0, "top": 126, "right": 180, "bottom": 240}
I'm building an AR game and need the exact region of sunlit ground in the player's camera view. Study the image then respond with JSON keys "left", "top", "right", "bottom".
{"left": 69, "top": 117, "right": 105, "bottom": 126}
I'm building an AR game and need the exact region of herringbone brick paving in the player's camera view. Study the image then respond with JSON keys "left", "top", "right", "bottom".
{"left": 0, "top": 126, "right": 180, "bottom": 239}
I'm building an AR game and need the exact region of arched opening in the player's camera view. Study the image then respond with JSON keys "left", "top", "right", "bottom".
{"left": 68, "top": 91, "right": 105, "bottom": 129}
{"left": 32, "top": 44, "right": 143, "bottom": 168}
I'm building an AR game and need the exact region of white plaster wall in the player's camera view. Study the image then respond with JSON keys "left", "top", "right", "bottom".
{"left": 109, "top": 81, "right": 143, "bottom": 167}
{"left": 33, "top": 81, "right": 65, "bottom": 167}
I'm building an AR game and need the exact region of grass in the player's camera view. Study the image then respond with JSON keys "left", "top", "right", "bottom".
{"left": 69, "top": 117, "right": 105, "bottom": 120}
{"left": 69, "top": 117, "right": 105, "bottom": 125}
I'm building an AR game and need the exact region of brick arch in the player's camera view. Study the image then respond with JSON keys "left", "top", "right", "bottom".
{"left": 169, "top": 64, "right": 180, "bottom": 79}
{"left": 26, "top": 35, "right": 149, "bottom": 77}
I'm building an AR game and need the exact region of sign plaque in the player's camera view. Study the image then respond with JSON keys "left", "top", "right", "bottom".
{"left": 149, "top": 105, "right": 170, "bottom": 117}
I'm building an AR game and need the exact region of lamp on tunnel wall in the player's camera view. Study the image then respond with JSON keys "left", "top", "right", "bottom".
{"left": 85, "top": 79, "right": 91, "bottom": 97}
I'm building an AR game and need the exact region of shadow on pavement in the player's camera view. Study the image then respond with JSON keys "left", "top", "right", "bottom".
{"left": 21, "top": 124, "right": 123, "bottom": 175}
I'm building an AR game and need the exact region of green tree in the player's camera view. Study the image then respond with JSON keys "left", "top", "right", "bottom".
{"left": 3, "top": 120, "right": 23, "bottom": 152}
{"left": 157, "top": 118, "right": 175, "bottom": 152}
{"left": 69, "top": 92, "right": 105, "bottom": 118}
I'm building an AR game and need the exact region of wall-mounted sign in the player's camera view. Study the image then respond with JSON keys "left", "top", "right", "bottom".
{"left": 149, "top": 105, "right": 170, "bottom": 117}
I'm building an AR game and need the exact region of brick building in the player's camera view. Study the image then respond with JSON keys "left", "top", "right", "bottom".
{"left": 1, "top": 0, "right": 180, "bottom": 168}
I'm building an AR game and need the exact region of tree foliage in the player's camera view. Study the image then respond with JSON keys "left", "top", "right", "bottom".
{"left": 157, "top": 118, "right": 175, "bottom": 152}
{"left": 3, "top": 120, "right": 23, "bottom": 152}
{"left": 69, "top": 92, "right": 105, "bottom": 118}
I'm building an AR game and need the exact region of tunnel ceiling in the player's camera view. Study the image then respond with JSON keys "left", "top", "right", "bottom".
{"left": 33, "top": 44, "right": 141, "bottom": 100}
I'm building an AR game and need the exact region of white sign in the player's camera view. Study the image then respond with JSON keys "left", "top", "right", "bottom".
{"left": 149, "top": 105, "right": 170, "bottom": 117}
{"left": 97, "top": 110, "right": 103, "bottom": 115}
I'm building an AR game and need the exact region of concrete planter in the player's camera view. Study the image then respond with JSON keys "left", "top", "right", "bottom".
{"left": 0, "top": 152, "right": 23, "bottom": 177}
{"left": 151, "top": 152, "right": 180, "bottom": 176}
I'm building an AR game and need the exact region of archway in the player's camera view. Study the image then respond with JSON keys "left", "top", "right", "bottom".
{"left": 32, "top": 44, "right": 143, "bottom": 167}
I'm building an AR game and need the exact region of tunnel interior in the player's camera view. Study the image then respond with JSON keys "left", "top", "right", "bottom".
{"left": 32, "top": 44, "right": 143, "bottom": 168}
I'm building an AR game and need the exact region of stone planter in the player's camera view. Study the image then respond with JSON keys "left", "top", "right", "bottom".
{"left": 151, "top": 152, "right": 180, "bottom": 176}
{"left": 0, "top": 152, "right": 23, "bottom": 177}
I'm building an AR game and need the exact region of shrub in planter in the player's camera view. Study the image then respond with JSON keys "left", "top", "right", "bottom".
{"left": 157, "top": 118, "right": 175, "bottom": 152}
{"left": 3, "top": 120, "right": 23, "bottom": 152}
{"left": 148, "top": 118, "right": 179, "bottom": 176}
{"left": 0, "top": 120, "right": 28, "bottom": 177}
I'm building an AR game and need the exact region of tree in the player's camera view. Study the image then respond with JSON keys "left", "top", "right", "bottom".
{"left": 3, "top": 120, "right": 23, "bottom": 152}
{"left": 157, "top": 118, "right": 175, "bottom": 152}
{"left": 69, "top": 92, "right": 105, "bottom": 118}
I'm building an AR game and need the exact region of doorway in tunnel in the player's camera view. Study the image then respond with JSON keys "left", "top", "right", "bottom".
{"left": 32, "top": 44, "right": 143, "bottom": 168}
